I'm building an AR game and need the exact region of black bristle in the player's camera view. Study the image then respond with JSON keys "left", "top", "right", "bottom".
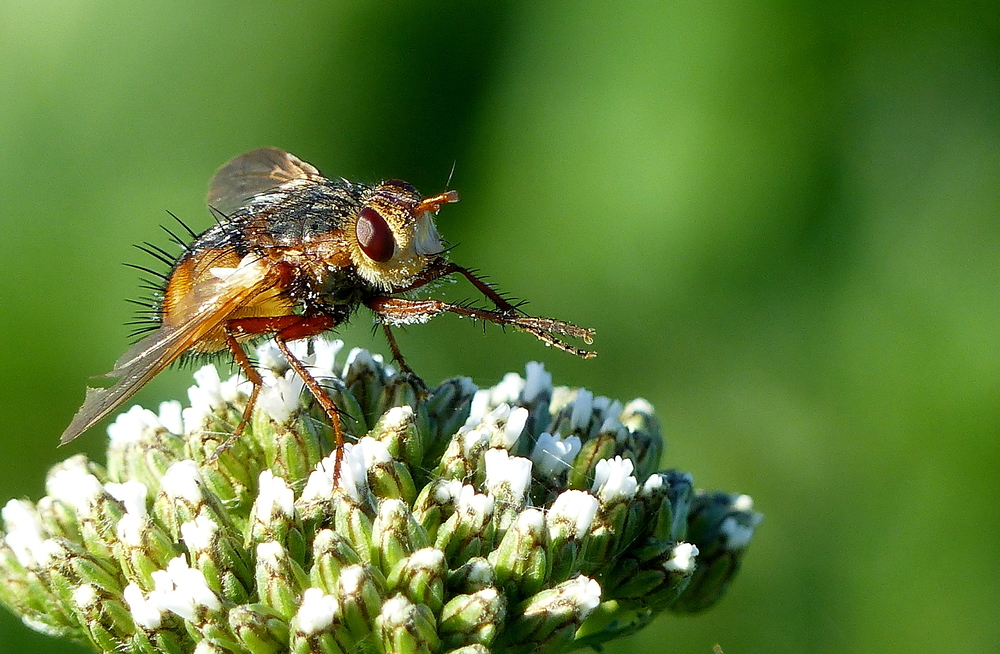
{"left": 166, "top": 210, "right": 198, "bottom": 239}
{"left": 125, "top": 298, "right": 158, "bottom": 309}
{"left": 134, "top": 243, "right": 175, "bottom": 267}
{"left": 160, "top": 224, "right": 188, "bottom": 248}
{"left": 208, "top": 205, "right": 228, "bottom": 226}
{"left": 143, "top": 241, "right": 175, "bottom": 262}
{"left": 124, "top": 262, "right": 169, "bottom": 280}
{"left": 128, "top": 326, "right": 159, "bottom": 338}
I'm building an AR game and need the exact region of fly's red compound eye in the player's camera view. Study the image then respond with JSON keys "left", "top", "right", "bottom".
{"left": 356, "top": 207, "right": 396, "bottom": 262}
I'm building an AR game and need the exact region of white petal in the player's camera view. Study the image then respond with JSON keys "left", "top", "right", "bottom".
{"left": 296, "top": 587, "right": 339, "bottom": 635}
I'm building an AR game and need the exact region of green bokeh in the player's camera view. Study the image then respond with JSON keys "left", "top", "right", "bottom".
{"left": 1, "top": 1, "right": 998, "bottom": 652}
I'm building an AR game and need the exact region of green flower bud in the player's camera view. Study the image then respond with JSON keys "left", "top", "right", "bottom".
{"left": 331, "top": 494, "right": 374, "bottom": 564}
{"left": 446, "top": 557, "right": 495, "bottom": 595}
{"left": 662, "top": 470, "right": 695, "bottom": 542}
{"left": 489, "top": 508, "right": 547, "bottom": 600}
{"left": 343, "top": 348, "right": 389, "bottom": 428}
{"left": 229, "top": 603, "right": 290, "bottom": 654}
{"left": 433, "top": 436, "right": 478, "bottom": 483}
{"left": 298, "top": 446, "right": 376, "bottom": 551}
{"left": 74, "top": 582, "right": 163, "bottom": 653}
{"left": 606, "top": 541, "right": 698, "bottom": 611}
{"left": 368, "top": 456, "right": 417, "bottom": 506}
{"left": 262, "top": 420, "right": 324, "bottom": 488}
{"left": 0, "top": 530, "right": 75, "bottom": 634}
{"left": 290, "top": 587, "right": 347, "bottom": 654}
{"left": 434, "top": 485, "right": 495, "bottom": 565}
{"left": 181, "top": 367, "right": 263, "bottom": 499}
{"left": 181, "top": 514, "right": 253, "bottom": 604}
{"left": 619, "top": 399, "right": 663, "bottom": 480}
{"left": 581, "top": 456, "right": 642, "bottom": 570}
{"left": 369, "top": 405, "right": 417, "bottom": 459}
{"left": 105, "top": 404, "right": 186, "bottom": 493}
{"left": 423, "top": 376, "right": 477, "bottom": 453}
{"left": 318, "top": 379, "right": 368, "bottom": 443}
{"left": 544, "top": 490, "right": 597, "bottom": 584}
{"left": 34, "top": 495, "right": 82, "bottom": 545}
{"left": 247, "top": 470, "right": 298, "bottom": 549}
{"left": 440, "top": 586, "right": 506, "bottom": 649}
{"left": 639, "top": 471, "right": 684, "bottom": 543}
{"left": 483, "top": 449, "right": 532, "bottom": 534}
{"left": 386, "top": 547, "right": 446, "bottom": 614}
{"left": 411, "top": 479, "right": 460, "bottom": 542}
{"left": 672, "top": 492, "right": 763, "bottom": 613}
{"left": 45, "top": 460, "right": 121, "bottom": 561}
{"left": 153, "top": 460, "right": 234, "bottom": 542}
{"left": 374, "top": 594, "right": 439, "bottom": 654}
{"left": 308, "top": 529, "right": 362, "bottom": 594}
{"left": 194, "top": 438, "right": 260, "bottom": 511}
{"left": 336, "top": 564, "right": 386, "bottom": 644}
{"left": 371, "top": 499, "right": 430, "bottom": 576}
{"left": 255, "top": 541, "right": 307, "bottom": 621}
{"left": 374, "top": 374, "right": 421, "bottom": 421}
{"left": 505, "top": 575, "right": 602, "bottom": 653}
{"left": 564, "top": 431, "right": 617, "bottom": 492}
{"left": 49, "top": 540, "right": 124, "bottom": 607}
{"left": 115, "top": 514, "right": 179, "bottom": 590}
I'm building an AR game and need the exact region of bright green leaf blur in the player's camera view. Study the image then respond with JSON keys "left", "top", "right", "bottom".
{"left": 1, "top": 1, "right": 998, "bottom": 652}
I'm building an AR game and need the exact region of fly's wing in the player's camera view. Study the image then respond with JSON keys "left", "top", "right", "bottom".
{"left": 59, "top": 256, "right": 275, "bottom": 444}
{"left": 207, "top": 147, "right": 324, "bottom": 216}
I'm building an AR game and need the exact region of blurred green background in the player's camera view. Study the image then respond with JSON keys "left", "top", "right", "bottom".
{"left": 2, "top": 1, "right": 998, "bottom": 652}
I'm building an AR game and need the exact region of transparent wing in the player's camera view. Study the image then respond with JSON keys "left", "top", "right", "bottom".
{"left": 60, "top": 257, "right": 275, "bottom": 444}
{"left": 207, "top": 147, "right": 323, "bottom": 216}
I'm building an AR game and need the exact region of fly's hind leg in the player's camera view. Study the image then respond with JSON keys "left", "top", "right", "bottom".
{"left": 208, "top": 330, "right": 267, "bottom": 462}
{"left": 211, "top": 314, "right": 344, "bottom": 475}
{"left": 269, "top": 315, "right": 346, "bottom": 484}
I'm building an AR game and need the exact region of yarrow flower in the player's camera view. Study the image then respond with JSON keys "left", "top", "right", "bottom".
{"left": 0, "top": 338, "right": 762, "bottom": 653}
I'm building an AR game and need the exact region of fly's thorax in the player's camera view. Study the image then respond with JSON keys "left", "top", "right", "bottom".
{"left": 249, "top": 179, "right": 360, "bottom": 248}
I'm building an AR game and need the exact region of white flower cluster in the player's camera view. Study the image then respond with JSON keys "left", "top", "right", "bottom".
{"left": 0, "top": 340, "right": 761, "bottom": 654}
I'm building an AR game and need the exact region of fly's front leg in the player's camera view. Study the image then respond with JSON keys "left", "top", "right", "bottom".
{"left": 390, "top": 258, "right": 596, "bottom": 351}
{"left": 393, "top": 257, "right": 523, "bottom": 314}
{"left": 367, "top": 296, "right": 596, "bottom": 358}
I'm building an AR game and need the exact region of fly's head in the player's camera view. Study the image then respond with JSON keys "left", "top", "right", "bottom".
{"left": 346, "top": 180, "right": 458, "bottom": 291}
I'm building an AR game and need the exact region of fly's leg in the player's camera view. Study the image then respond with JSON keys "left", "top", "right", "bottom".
{"left": 380, "top": 323, "right": 429, "bottom": 396}
{"left": 214, "top": 314, "right": 347, "bottom": 484}
{"left": 367, "top": 296, "right": 596, "bottom": 358}
{"left": 270, "top": 316, "right": 346, "bottom": 484}
{"left": 209, "top": 330, "right": 268, "bottom": 461}
{"left": 379, "top": 257, "right": 595, "bottom": 356}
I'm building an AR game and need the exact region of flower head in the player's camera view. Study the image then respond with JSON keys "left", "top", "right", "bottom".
{"left": 0, "top": 339, "right": 761, "bottom": 653}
